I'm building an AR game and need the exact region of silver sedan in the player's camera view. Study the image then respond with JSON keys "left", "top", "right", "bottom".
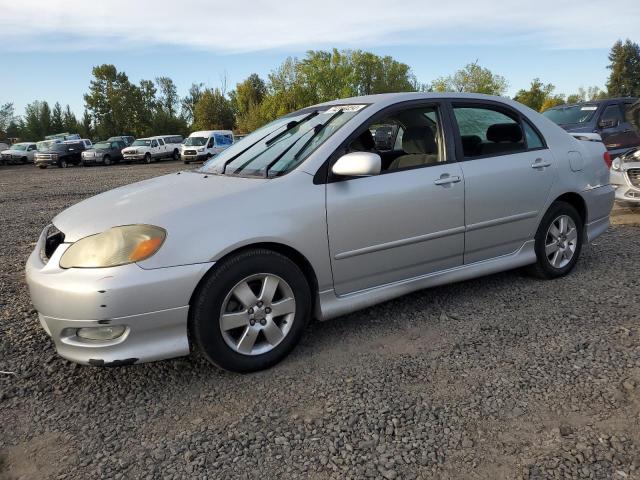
{"left": 26, "top": 93, "right": 614, "bottom": 372}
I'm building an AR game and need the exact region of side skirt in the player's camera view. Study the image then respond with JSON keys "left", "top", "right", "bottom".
{"left": 318, "top": 240, "right": 536, "bottom": 321}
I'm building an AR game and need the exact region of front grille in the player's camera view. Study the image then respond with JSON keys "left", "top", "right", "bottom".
{"left": 627, "top": 168, "right": 640, "bottom": 187}
{"left": 40, "top": 225, "right": 65, "bottom": 264}
{"left": 184, "top": 150, "right": 197, "bottom": 156}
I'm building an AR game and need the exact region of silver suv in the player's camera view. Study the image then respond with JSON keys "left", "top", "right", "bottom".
{"left": 26, "top": 93, "right": 614, "bottom": 371}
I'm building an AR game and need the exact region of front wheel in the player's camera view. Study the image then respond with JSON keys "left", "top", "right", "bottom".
{"left": 527, "top": 201, "right": 583, "bottom": 279}
{"left": 103, "top": 155, "right": 111, "bottom": 166}
{"left": 145, "top": 153, "right": 152, "bottom": 164}
{"left": 59, "top": 159, "right": 68, "bottom": 168}
{"left": 190, "top": 249, "right": 311, "bottom": 372}
{"left": 173, "top": 149, "right": 180, "bottom": 161}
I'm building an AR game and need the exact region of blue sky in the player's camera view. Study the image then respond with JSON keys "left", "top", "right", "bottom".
{"left": 1, "top": 0, "right": 638, "bottom": 117}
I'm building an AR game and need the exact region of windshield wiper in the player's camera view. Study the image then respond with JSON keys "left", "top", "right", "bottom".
{"left": 264, "top": 109, "right": 344, "bottom": 178}
{"left": 265, "top": 110, "right": 319, "bottom": 146}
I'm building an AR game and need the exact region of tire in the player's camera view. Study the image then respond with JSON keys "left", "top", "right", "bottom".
{"left": 527, "top": 201, "right": 583, "bottom": 279}
{"left": 21, "top": 157, "right": 28, "bottom": 164}
{"left": 145, "top": 153, "right": 152, "bottom": 164}
{"left": 183, "top": 160, "right": 190, "bottom": 164}
{"left": 190, "top": 249, "right": 311, "bottom": 373}
{"left": 173, "top": 149, "right": 180, "bottom": 161}
{"left": 103, "top": 155, "right": 111, "bottom": 166}
{"left": 38, "top": 165, "right": 47, "bottom": 169}
{"left": 59, "top": 159, "right": 68, "bottom": 168}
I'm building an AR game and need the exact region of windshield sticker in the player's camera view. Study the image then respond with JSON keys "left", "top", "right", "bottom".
{"left": 581, "top": 106, "right": 597, "bottom": 111}
{"left": 325, "top": 104, "right": 366, "bottom": 113}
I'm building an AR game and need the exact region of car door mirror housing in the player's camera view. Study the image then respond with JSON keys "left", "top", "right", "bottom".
{"left": 331, "top": 152, "right": 382, "bottom": 177}
{"left": 599, "top": 118, "right": 618, "bottom": 129}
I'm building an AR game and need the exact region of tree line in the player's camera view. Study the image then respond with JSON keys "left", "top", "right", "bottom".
{"left": 1, "top": 39, "right": 639, "bottom": 143}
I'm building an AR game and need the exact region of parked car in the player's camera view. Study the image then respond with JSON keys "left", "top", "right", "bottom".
{"left": 34, "top": 140, "right": 86, "bottom": 168}
{"left": 182, "top": 130, "right": 233, "bottom": 163}
{"left": 0, "top": 142, "right": 10, "bottom": 153}
{"left": 107, "top": 136, "right": 135, "bottom": 147}
{"left": 122, "top": 135, "right": 183, "bottom": 163}
{"left": 25, "top": 92, "right": 613, "bottom": 371}
{"left": 543, "top": 98, "right": 640, "bottom": 158}
{"left": 1, "top": 142, "right": 38, "bottom": 164}
{"left": 81, "top": 140, "right": 126, "bottom": 166}
{"left": 610, "top": 147, "right": 640, "bottom": 205}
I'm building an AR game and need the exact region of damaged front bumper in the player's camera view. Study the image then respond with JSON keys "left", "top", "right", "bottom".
{"left": 25, "top": 226, "right": 213, "bottom": 366}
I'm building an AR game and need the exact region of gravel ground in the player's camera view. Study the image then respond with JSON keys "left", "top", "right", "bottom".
{"left": 1, "top": 162, "right": 639, "bottom": 480}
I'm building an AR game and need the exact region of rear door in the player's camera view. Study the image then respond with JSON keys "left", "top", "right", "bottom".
{"left": 326, "top": 101, "right": 465, "bottom": 295}
{"left": 450, "top": 102, "right": 556, "bottom": 264}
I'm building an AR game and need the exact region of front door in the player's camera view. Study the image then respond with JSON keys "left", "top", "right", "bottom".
{"left": 326, "top": 103, "right": 465, "bottom": 295}
{"left": 450, "top": 103, "right": 557, "bottom": 263}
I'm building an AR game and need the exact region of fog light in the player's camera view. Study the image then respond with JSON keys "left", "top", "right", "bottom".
{"left": 76, "top": 325, "right": 126, "bottom": 341}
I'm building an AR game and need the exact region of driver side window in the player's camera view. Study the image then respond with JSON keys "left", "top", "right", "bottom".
{"left": 151, "top": 140, "right": 158, "bottom": 148}
{"left": 346, "top": 105, "right": 445, "bottom": 172}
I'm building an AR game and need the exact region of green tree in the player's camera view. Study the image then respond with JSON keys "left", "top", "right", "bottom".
{"left": 230, "top": 74, "right": 268, "bottom": 132}
{"left": 51, "top": 102, "right": 64, "bottom": 133}
{"left": 513, "top": 79, "right": 558, "bottom": 112}
{"left": 78, "top": 110, "right": 94, "bottom": 140}
{"left": 62, "top": 105, "right": 78, "bottom": 133}
{"left": 181, "top": 82, "right": 205, "bottom": 125}
{"left": 155, "top": 76, "right": 179, "bottom": 117}
{"left": 193, "top": 89, "right": 235, "bottom": 131}
{"left": 432, "top": 62, "right": 508, "bottom": 95}
{"left": 0, "top": 103, "right": 14, "bottom": 138}
{"left": 84, "top": 64, "right": 141, "bottom": 138}
{"left": 606, "top": 39, "right": 640, "bottom": 97}
{"left": 540, "top": 97, "right": 566, "bottom": 112}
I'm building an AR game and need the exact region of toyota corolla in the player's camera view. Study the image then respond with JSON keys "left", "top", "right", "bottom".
{"left": 26, "top": 93, "right": 614, "bottom": 372}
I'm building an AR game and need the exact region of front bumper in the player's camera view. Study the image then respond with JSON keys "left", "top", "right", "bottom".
{"left": 34, "top": 157, "right": 59, "bottom": 166}
{"left": 25, "top": 226, "right": 213, "bottom": 366}
{"left": 610, "top": 169, "right": 640, "bottom": 205}
{"left": 81, "top": 155, "right": 104, "bottom": 164}
{"left": 181, "top": 153, "right": 208, "bottom": 162}
{"left": 123, "top": 154, "right": 145, "bottom": 161}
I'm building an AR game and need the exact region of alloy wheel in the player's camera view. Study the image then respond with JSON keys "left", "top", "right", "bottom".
{"left": 544, "top": 214, "right": 578, "bottom": 269}
{"left": 219, "top": 273, "right": 296, "bottom": 356}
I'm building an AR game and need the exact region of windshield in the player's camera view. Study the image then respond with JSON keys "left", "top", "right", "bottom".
{"left": 543, "top": 104, "right": 598, "bottom": 125}
{"left": 199, "top": 104, "right": 367, "bottom": 177}
{"left": 37, "top": 140, "right": 59, "bottom": 151}
{"left": 94, "top": 142, "right": 111, "bottom": 149}
{"left": 11, "top": 144, "right": 28, "bottom": 151}
{"left": 184, "top": 136, "right": 207, "bottom": 146}
{"left": 132, "top": 139, "right": 152, "bottom": 147}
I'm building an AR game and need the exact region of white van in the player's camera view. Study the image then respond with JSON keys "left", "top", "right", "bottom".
{"left": 182, "top": 130, "right": 234, "bottom": 164}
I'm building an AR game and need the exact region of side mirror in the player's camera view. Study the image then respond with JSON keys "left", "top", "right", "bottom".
{"left": 331, "top": 152, "right": 381, "bottom": 177}
{"left": 599, "top": 118, "right": 618, "bottom": 129}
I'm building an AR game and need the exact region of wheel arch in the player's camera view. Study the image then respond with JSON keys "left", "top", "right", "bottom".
{"left": 187, "top": 242, "right": 321, "bottom": 320}
{"left": 550, "top": 192, "right": 587, "bottom": 226}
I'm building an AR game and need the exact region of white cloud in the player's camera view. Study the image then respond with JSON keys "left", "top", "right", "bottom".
{"left": 1, "top": 0, "right": 638, "bottom": 52}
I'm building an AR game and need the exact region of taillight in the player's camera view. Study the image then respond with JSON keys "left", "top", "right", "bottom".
{"left": 603, "top": 151, "right": 612, "bottom": 168}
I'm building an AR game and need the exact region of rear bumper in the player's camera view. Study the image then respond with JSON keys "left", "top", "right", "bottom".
{"left": 581, "top": 184, "right": 614, "bottom": 242}
{"left": 25, "top": 226, "right": 213, "bottom": 365}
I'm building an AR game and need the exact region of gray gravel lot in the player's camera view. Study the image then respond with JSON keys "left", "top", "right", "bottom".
{"left": 1, "top": 162, "right": 639, "bottom": 479}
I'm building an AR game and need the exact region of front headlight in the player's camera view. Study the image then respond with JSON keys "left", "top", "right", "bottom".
{"left": 611, "top": 158, "right": 622, "bottom": 171}
{"left": 197, "top": 147, "right": 204, "bottom": 152}
{"left": 59, "top": 225, "right": 166, "bottom": 269}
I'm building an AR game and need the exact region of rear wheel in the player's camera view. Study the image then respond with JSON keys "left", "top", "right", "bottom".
{"left": 527, "top": 201, "right": 583, "bottom": 279}
{"left": 190, "top": 249, "right": 311, "bottom": 372}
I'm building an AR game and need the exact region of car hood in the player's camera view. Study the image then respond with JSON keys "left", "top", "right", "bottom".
{"left": 557, "top": 124, "right": 592, "bottom": 133}
{"left": 53, "top": 171, "right": 269, "bottom": 242}
{"left": 2, "top": 149, "right": 25, "bottom": 154}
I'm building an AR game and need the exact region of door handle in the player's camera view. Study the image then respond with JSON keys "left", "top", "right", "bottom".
{"left": 531, "top": 158, "right": 551, "bottom": 169}
{"left": 434, "top": 175, "right": 461, "bottom": 186}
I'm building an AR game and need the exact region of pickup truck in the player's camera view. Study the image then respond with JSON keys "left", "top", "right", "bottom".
{"left": 122, "top": 135, "right": 183, "bottom": 163}
{"left": 1, "top": 142, "right": 38, "bottom": 164}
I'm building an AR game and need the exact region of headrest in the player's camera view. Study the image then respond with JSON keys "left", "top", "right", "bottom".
{"left": 402, "top": 126, "right": 436, "bottom": 154}
{"left": 486, "top": 123, "right": 523, "bottom": 143}
{"left": 461, "top": 135, "right": 482, "bottom": 152}
{"left": 351, "top": 129, "right": 376, "bottom": 151}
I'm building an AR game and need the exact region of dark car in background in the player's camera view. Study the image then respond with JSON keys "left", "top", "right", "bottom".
{"left": 81, "top": 140, "right": 126, "bottom": 166}
{"left": 107, "top": 136, "right": 135, "bottom": 147}
{"left": 34, "top": 141, "right": 86, "bottom": 169}
{"left": 543, "top": 98, "right": 640, "bottom": 158}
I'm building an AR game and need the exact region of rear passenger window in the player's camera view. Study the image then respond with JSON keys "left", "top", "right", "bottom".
{"left": 601, "top": 104, "right": 623, "bottom": 124}
{"left": 453, "top": 106, "right": 525, "bottom": 157}
{"left": 523, "top": 121, "right": 544, "bottom": 149}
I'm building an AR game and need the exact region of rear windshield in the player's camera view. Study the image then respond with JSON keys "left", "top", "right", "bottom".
{"left": 543, "top": 104, "right": 598, "bottom": 125}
